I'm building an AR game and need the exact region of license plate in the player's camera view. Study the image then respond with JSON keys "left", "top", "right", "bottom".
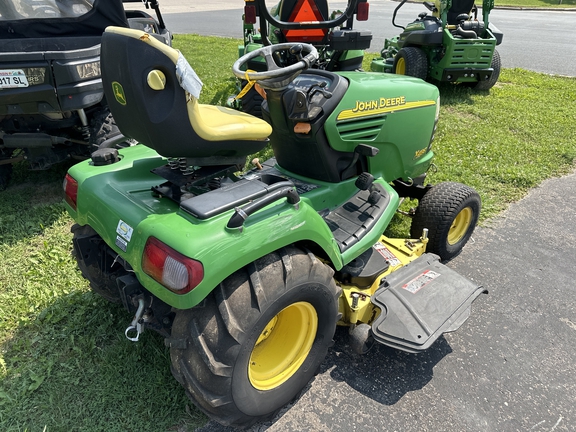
{"left": 0, "top": 70, "right": 29, "bottom": 89}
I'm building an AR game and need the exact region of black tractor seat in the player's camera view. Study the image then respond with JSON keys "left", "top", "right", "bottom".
{"left": 101, "top": 27, "right": 272, "bottom": 164}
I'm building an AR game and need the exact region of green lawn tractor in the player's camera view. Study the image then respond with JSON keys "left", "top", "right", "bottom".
{"left": 231, "top": 0, "right": 372, "bottom": 117}
{"left": 65, "top": 26, "right": 486, "bottom": 428}
{"left": 371, "top": 0, "right": 504, "bottom": 90}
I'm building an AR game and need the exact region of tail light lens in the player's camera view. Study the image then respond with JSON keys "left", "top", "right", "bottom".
{"left": 244, "top": 4, "right": 257, "bottom": 24}
{"left": 142, "top": 237, "right": 203, "bottom": 294}
{"left": 357, "top": 2, "right": 369, "bottom": 21}
{"left": 63, "top": 173, "right": 78, "bottom": 210}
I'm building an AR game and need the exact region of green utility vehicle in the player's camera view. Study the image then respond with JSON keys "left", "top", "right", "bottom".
{"left": 233, "top": 0, "right": 371, "bottom": 117}
{"left": 65, "top": 26, "right": 486, "bottom": 428}
{"left": 371, "top": 0, "right": 503, "bottom": 90}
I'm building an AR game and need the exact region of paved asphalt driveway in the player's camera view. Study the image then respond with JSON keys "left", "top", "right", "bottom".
{"left": 198, "top": 172, "right": 576, "bottom": 431}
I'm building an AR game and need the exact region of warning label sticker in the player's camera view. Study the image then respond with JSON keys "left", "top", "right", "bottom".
{"left": 402, "top": 270, "right": 441, "bottom": 294}
{"left": 115, "top": 236, "right": 128, "bottom": 252}
{"left": 374, "top": 242, "right": 401, "bottom": 267}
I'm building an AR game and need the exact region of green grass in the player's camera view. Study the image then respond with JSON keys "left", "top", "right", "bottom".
{"left": 0, "top": 170, "right": 203, "bottom": 431}
{"left": 498, "top": 0, "right": 575, "bottom": 7}
{"left": 0, "top": 34, "right": 575, "bottom": 431}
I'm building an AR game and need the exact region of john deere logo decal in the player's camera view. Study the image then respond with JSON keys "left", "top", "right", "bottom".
{"left": 337, "top": 97, "right": 436, "bottom": 121}
{"left": 112, "top": 81, "right": 127, "bottom": 105}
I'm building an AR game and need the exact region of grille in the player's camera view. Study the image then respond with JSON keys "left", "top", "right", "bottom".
{"left": 336, "top": 116, "right": 385, "bottom": 141}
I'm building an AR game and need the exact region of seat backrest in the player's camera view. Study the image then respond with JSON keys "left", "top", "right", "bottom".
{"left": 277, "top": 0, "right": 330, "bottom": 43}
{"left": 101, "top": 27, "right": 269, "bottom": 161}
{"left": 446, "top": 0, "right": 475, "bottom": 25}
{"left": 102, "top": 28, "right": 202, "bottom": 158}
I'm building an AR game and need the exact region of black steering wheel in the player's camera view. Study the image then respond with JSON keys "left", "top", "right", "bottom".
{"left": 232, "top": 43, "right": 319, "bottom": 91}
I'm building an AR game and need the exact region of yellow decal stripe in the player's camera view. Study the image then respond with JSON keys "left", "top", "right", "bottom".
{"left": 337, "top": 100, "right": 436, "bottom": 121}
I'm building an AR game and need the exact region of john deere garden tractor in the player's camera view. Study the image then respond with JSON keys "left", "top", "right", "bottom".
{"left": 371, "top": 0, "right": 504, "bottom": 90}
{"left": 232, "top": 0, "right": 372, "bottom": 117}
{"left": 65, "top": 26, "right": 486, "bottom": 428}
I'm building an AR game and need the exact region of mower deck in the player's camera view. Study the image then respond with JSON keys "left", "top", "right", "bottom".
{"left": 371, "top": 253, "right": 487, "bottom": 353}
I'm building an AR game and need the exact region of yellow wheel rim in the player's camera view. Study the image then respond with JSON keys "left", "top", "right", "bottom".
{"left": 249, "top": 301, "right": 318, "bottom": 391}
{"left": 396, "top": 57, "right": 406, "bottom": 75}
{"left": 448, "top": 207, "right": 473, "bottom": 245}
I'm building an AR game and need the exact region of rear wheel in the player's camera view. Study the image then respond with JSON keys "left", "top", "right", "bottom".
{"left": 410, "top": 182, "right": 481, "bottom": 261}
{"left": 169, "top": 246, "right": 340, "bottom": 428}
{"left": 71, "top": 224, "right": 124, "bottom": 303}
{"left": 472, "top": 49, "right": 501, "bottom": 91}
{"left": 393, "top": 47, "right": 428, "bottom": 80}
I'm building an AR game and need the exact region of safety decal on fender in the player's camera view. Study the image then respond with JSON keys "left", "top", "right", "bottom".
{"left": 374, "top": 242, "right": 401, "bottom": 267}
{"left": 116, "top": 220, "right": 134, "bottom": 242}
{"left": 115, "top": 236, "right": 128, "bottom": 252}
{"left": 402, "top": 270, "right": 441, "bottom": 294}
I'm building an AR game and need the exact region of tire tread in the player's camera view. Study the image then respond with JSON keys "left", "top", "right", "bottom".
{"left": 169, "top": 246, "right": 339, "bottom": 428}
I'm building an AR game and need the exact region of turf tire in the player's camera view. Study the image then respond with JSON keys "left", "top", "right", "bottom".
{"left": 472, "top": 49, "right": 501, "bottom": 91}
{"left": 239, "top": 80, "right": 264, "bottom": 119}
{"left": 169, "top": 246, "right": 340, "bottom": 428}
{"left": 393, "top": 47, "right": 429, "bottom": 80}
{"left": 410, "top": 182, "right": 481, "bottom": 261}
{"left": 89, "top": 108, "right": 122, "bottom": 152}
{"left": 71, "top": 224, "right": 124, "bottom": 303}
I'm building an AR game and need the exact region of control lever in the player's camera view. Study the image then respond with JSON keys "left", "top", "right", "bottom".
{"left": 307, "top": 82, "right": 332, "bottom": 101}
{"left": 341, "top": 144, "right": 379, "bottom": 181}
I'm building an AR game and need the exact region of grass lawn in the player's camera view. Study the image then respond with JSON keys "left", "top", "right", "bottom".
{"left": 498, "top": 0, "right": 575, "bottom": 7}
{"left": 0, "top": 34, "right": 575, "bottom": 431}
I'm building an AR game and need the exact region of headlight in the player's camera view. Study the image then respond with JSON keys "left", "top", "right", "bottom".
{"left": 22, "top": 67, "right": 46, "bottom": 86}
{"left": 76, "top": 61, "right": 101, "bottom": 80}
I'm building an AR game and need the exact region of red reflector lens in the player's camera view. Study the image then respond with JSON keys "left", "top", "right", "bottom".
{"left": 357, "top": 2, "right": 369, "bottom": 21}
{"left": 63, "top": 173, "right": 78, "bottom": 210}
{"left": 284, "top": 0, "right": 327, "bottom": 42}
{"left": 245, "top": 5, "right": 257, "bottom": 24}
{"left": 142, "top": 237, "right": 203, "bottom": 294}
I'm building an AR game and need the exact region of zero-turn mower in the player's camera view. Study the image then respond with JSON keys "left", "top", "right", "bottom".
{"left": 371, "top": 0, "right": 504, "bottom": 90}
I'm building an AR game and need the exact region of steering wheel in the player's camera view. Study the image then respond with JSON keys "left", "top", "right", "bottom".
{"left": 232, "top": 43, "right": 318, "bottom": 91}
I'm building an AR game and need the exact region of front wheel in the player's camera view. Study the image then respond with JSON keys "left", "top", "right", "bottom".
{"left": 169, "top": 246, "right": 340, "bottom": 428}
{"left": 238, "top": 80, "right": 264, "bottom": 119}
{"left": 393, "top": 47, "right": 428, "bottom": 80}
{"left": 410, "top": 182, "right": 481, "bottom": 261}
